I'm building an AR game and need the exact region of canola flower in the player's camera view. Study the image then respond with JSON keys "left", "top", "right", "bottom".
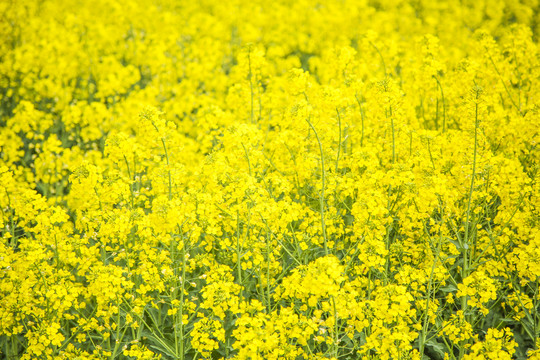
{"left": 1, "top": 0, "right": 540, "bottom": 359}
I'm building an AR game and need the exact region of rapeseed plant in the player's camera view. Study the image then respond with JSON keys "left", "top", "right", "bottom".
{"left": 1, "top": 0, "right": 539, "bottom": 359}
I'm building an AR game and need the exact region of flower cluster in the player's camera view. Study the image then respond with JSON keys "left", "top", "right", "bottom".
{"left": 1, "top": 0, "right": 540, "bottom": 359}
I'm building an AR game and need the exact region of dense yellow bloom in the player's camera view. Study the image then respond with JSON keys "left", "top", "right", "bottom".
{"left": 457, "top": 270, "right": 498, "bottom": 315}
{"left": 463, "top": 328, "right": 517, "bottom": 360}
{"left": 1, "top": 0, "right": 539, "bottom": 359}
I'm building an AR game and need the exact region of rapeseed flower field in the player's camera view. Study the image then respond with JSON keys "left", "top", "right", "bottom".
{"left": 1, "top": 0, "right": 540, "bottom": 359}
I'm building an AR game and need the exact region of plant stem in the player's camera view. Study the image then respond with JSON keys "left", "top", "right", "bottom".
{"left": 355, "top": 94, "right": 365, "bottom": 147}
{"left": 387, "top": 106, "right": 395, "bottom": 164}
{"left": 335, "top": 108, "right": 342, "bottom": 174}
{"left": 305, "top": 115, "right": 328, "bottom": 255}
{"left": 434, "top": 75, "right": 446, "bottom": 133}
{"left": 160, "top": 137, "right": 172, "bottom": 201}
{"left": 247, "top": 46, "right": 255, "bottom": 124}
{"left": 460, "top": 86, "right": 481, "bottom": 358}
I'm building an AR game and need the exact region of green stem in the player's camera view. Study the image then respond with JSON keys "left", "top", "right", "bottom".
{"left": 464, "top": 90, "right": 479, "bottom": 258}
{"left": 335, "top": 108, "right": 342, "bottom": 174}
{"left": 427, "top": 138, "right": 435, "bottom": 169}
{"left": 388, "top": 106, "right": 395, "bottom": 164}
{"left": 419, "top": 216, "right": 443, "bottom": 359}
{"left": 160, "top": 137, "right": 172, "bottom": 201}
{"left": 236, "top": 211, "right": 243, "bottom": 299}
{"left": 247, "top": 46, "right": 255, "bottom": 124}
{"left": 305, "top": 115, "right": 328, "bottom": 255}
{"left": 242, "top": 143, "right": 252, "bottom": 176}
{"left": 434, "top": 75, "right": 446, "bottom": 133}
{"left": 150, "top": 119, "right": 173, "bottom": 201}
{"left": 123, "top": 155, "right": 134, "bottom": 208}
{"left": 177, "top": 238, "right": 187, "bottom": 360}
{"left": 369, "top": 41, "right": 387, "bottom": 77}
{"left": 487, "top": 54, "right": 523, "bottom": 116}
{"left": 460, "top": 86, "right": 481, "bottom": 358}
{"left": 355, "top": 94, "right": 365, "bottom": 147}
{"left": 266, "top": 229, "right": 272, "bottom": 313}
{"left": 332, "top": 296, "right": 339, "bottom": 358}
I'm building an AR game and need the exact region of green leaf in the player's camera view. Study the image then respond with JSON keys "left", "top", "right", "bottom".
{"left": 440, "top": 284, "right": 458, "bottom": 293}
{"left": 425, "top": 338, "right": 447, "bottom": 360}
